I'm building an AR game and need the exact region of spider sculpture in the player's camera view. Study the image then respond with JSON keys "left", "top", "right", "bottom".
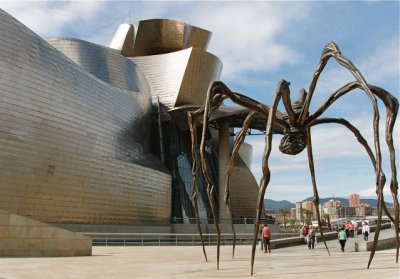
{"left": 188, "top": 42, "right": 398, "bottom": 275}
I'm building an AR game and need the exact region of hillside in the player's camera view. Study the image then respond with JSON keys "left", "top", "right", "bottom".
{"left": 264, "top": 199, "right": 295, "bottom": 211}
{"left": 263, "top": 197, "right": 394, "bottom": 211}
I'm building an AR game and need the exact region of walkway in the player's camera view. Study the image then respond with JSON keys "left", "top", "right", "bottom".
{"left": 0, "top": 229, "right": 398, "bottom": 278}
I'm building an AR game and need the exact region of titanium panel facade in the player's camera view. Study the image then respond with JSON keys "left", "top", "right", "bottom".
{"left": 0, "top": 11, "right": 260, "bottom": 228}
{"left": 131, "top": 48, "right": 222, "bottom": 109}
{"left": 0, "top": 10, "right": 171, "bottom": 225}
{"left": 132, "top": 19, "right": 211, "bottom": 56}
{"left": 49, "top": 38, "right": 149, "bottom": 93}
{"left": 229, "top": 156, "right": 260, "bottom": 217}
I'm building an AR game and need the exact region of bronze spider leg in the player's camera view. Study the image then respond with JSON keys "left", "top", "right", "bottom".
{"left": 190, "top": 85, "right": 229, "bottom": 269}
{"left": 208, "top": 82, "right": 286, "bottom": 270}
{"left": 206, "top": 82, "right": 288, "bottom": 275}
{"left": 282, "top": 83, "right": 331, "bottom": 256}
{"left": 250, "top": 80, "right": 291, "bottom": 276}
{"left": 304, "top": 126, "right": 331, "bottom": 255}
{"left": 300, "top": 42, "right": 386, "bottom": 265}
{"left": 187, "top": 85, "right": 228, "bottom": 264}
{"left": 199, "top": 81, "right": 288, "bottom": 275}
{"left": 188, "top": 81, "right": 256, "bottom": 269}
{"left": 309, "top": 116, "right": 396, "bottom": 267}
{"left": 225, "top": 111, "right": 257, "bottom": 259}
{"left": 307, "top": 82, "right": 399, "bottom": 265}
{"left": 200, "top": 83, "right": 225, "bottom": 270}
{"left": 300, "top": 42, "right": 383, "bottom": 198}
{"left": 187, "top": 111, "right": 208, "bottom": 262}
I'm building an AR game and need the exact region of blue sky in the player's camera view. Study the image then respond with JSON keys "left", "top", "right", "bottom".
{"left": 1, "top": 1, "right": 399, "bottom": 203}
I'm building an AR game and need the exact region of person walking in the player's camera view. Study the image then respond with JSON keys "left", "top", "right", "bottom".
{"left": 262, "top": 224, "right": 272, "bottom": 253}
{"left": 307, "top": 225, "right": 316, "bottom": 249}
{"left": 338, "top": 227, "right": 347, "bottom": 252}
{"left": 349, "top": 222, "right": 355, "bottom": 238}
{"left": 345, "top": 221, "right": 350, "bottom": 238}
{"left": 302, "top": 225, "right": 309, "bottom": 244}
{"left": 362, "top": 222, "right": 370, "bottom": 241}
{"left": 259, "top": 224, "right": 264, "bottom": 251}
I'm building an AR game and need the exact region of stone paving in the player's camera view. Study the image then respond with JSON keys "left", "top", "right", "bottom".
{"left": 0, "top": 229, "right": 398, "bottom": 278}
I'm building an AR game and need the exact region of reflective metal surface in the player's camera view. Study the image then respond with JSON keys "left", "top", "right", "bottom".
{"left": 0, "top": 11, "right": 259, "bottom": 229}
{"left": 49, "top": 38, "right": 148, "bottom": 93}
{"left": 133, "top": 19, "right": 211, "bottom": 56}
{"left": 109, "top": 23, "right": 135, "bottom": 57}
{"left": 0, "top": 10, "right": 171, "bottom": 225}
{"left": 131, "top": 48, "right": 222, "bottom": 109}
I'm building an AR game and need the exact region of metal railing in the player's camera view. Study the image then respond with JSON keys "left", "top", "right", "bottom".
{"left": 83, "top": 232, "right": 298, "bottom": 247}
{"left": 170, "top": 217, "right": 276, "bottom": 224}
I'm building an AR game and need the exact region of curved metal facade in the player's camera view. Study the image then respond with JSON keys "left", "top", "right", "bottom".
{"left": 0, "top": 10, "right": 171, "bottom": 225}
{"left": 48, "top": 38, "right": 149, "bottom": 93}
{"left": 132, "top": 19, "right": 212, "bottom": 56}
{"left": 131, "top": 48, "right": 222, "bottom": 109}
{"left": 0, "top": 11, "right": 260, "bottom": 227}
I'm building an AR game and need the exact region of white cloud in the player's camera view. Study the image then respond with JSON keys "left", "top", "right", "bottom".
{"left": 178, "top": 2, "right": 310, "bottom": 83}
{"left": 304, "top": 37, "right": 399, "bottom": 106}
{"left": 0, "top": 1, "right": 104, "bottom": 39}
{"left": 359, "top": 186, "right": 393, "bottom": 197}
{"left": 359, "top": 37, "right": 399, "bottom": 85}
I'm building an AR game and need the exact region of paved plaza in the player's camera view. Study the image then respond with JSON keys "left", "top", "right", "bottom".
{"left": 0, "top": 230, "right": 398, "bottom": 279}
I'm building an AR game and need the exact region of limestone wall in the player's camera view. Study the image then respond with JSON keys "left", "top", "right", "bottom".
{"left": 0, "top": 210, "right": 92, "bottom": 256}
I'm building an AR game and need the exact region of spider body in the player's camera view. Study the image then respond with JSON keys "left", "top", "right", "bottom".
{"left": 188, "top": 42, "right": 398, "bottom": 276}
{"left": 279, "top": 128, "right": 307, "bottom": 155}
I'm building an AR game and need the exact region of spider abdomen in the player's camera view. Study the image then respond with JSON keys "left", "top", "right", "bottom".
{"left": 279, "top": 132, "right": 307, "bottom": 155}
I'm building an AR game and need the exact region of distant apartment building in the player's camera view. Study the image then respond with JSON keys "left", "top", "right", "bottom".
{"left": 295, "top": 202, "right": 302, "bottom": 221}
{"left": 323, "top": 199, "right": 341, "bottom": 209}
{"left": 349, "top": 193, "right": 360, "bottom": 207}
{"left": 302, "top": 201, "right": 314, "bottom": 211}
{"left": 338, "top": 206, "right": 356, "bottom": 218}
{"left": 355, "top": 205, "right": 372, "bottom": 217}
{"left": 323, "top": 207, "right": 336, "bottom": 218}
{"left": 290, "top": 208, "right": 296, "bottom": 220}
{"left": 294, "top": 195, "right": 378, "bottom": 221}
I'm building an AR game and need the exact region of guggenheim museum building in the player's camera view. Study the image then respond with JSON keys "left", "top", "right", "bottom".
{"left": 0, "top": 10, "right": 263, "bottom": 232}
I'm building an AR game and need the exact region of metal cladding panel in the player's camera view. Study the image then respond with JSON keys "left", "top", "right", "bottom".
{"left": 229, "top": 155, "right": 260, "bottom": 217}
{"left": 238, "top": 142, "right": 253, "bottom": 169}
{"left": 109, "top": 23, "right": 136, "bottom": 57}
{"left": 0, "top": 10, "right": 171, "bottom": 225}
{"left": 48, "top": 38, "right": 150, "bottom": 94}
{"left": 130, "top": 49, "right": 191, "bottom": 109}
{"left": 131, "top": 48, "right": 222, "bottom": 110}
{"left": 177, "top": 48, "right": 222, "bottom": 107}
{"left": 133, "top": 19, "right": 211, "bottom": 57}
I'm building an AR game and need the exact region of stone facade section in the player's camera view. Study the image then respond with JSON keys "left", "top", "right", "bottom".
{"left": 0, "top": 210, "right": 91, "bottom": 256}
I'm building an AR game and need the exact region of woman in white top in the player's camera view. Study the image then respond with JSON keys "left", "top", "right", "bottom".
{"left": 362, "top": 222, "right": 370, "bottom": 241}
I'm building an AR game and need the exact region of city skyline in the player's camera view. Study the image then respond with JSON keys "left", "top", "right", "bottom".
{"left": 1, "top": 1, "right": 398, "bottom": 203}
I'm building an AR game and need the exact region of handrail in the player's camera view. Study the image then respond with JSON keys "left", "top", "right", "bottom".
{"left": 80, "top": 232, "right": 299, "bottom": 247}
{"left": 79, "top": 223, "right": 391, "bottom": 247}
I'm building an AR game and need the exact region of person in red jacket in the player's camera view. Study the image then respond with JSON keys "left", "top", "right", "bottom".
{"left": 262, "top": 224, "right": 272, "bottom": 253}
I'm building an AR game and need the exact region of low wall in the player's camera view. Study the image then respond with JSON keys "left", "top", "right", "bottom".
{"left": 0, "top": 210, "right": 92, "bottom": 256}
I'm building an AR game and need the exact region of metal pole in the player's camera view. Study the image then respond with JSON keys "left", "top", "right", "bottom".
{"left": 152, "top": 96, "right": 165, "bottom": 163}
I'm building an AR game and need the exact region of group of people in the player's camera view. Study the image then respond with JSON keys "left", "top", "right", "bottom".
{"left": 338, "top": 221, "right": 371, "bottom": 252}
{"left": 259, "top": 220, "right": 372, "bottom": 254}
{"left": 344, "top": 221, "right": 358, "bottom": 238}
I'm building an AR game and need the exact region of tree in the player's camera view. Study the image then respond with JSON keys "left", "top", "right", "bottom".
{"left": 279, "top": 208, "right": 290, "bottom": 229}
{"left": 301, "top": 208, "right": 313, "bottom": 225}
